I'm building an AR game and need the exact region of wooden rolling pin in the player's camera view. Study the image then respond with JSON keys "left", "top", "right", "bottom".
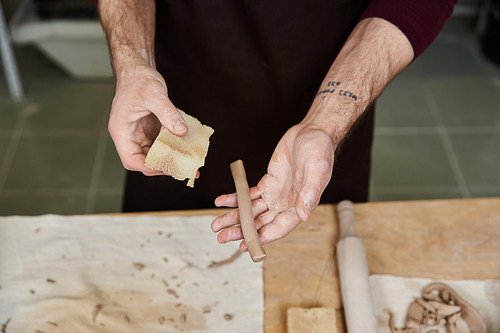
{"left": 336, "top": 200, "right": 378, "bottom": 333}
{"left": 230, "top": 160, "right": 267, "bottom": 263}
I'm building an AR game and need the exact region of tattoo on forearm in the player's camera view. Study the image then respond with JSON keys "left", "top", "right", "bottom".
{"left": 316, "top": 81, "right": 357, "bottom": 101}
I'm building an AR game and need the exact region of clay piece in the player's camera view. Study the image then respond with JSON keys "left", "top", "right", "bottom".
{"left": 389, "top": 283, "right": 486, "bottom": 333}
{"left": 132, "top": 263, "right": 145, "bottom": 271}
{"left": 207, "top": 250, "right": 242, "bottom": 268}
{"left": 1, "top": 318, "right": 10, "bottom": 333}
{"left": 423, "top": 283, "right": 486, "bottom": 333}
{"left": 287, "top": 307, "right": 338, "bottom": 333}
{"left": 229, "top": 160, "right": 267, "bottom": 262}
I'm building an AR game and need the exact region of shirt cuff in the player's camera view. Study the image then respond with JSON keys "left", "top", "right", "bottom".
{"left": 360, "top": 0, "right": 457, "bottom": 59}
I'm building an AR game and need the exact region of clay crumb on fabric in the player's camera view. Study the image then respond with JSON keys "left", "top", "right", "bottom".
{"left": 207, "top": 250, "right": 242, "bottom": 268}
{"left": 1, "top": 318, "right": 11, "bottom": 333}
{"left": 133, "top": 263, "right": 145, "bottom": 271}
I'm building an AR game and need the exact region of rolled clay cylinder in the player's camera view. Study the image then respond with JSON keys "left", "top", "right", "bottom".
{"left": 230, "top": 160, "right": 267, "bottom": 263}
{"left": 336, "top": 200, "right": 379, "bottom": 333}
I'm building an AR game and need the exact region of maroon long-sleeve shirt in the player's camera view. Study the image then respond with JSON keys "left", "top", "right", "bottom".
{"left": 361, "top": 0, "right": 457, "bottom": 58}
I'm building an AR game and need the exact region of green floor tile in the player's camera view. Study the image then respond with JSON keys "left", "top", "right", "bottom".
{"left": 376, "top": 78, "right": 436, "bottom": 128}
{"left": 448, "top": 133, "right": 500, "bottom": 186}
{"left": 22, "top": 80, "right": 113, "bottom": 130}
{"left": 3, "top": 135, "right": 99, "bottom": 190}
{"left": 0, "top": 137, "right": 10, "bottom": 164}
{"left": 428, "top": 78, "right": 500, "bottom": 127}
{"left": 98, "top": 135, "right": 126, "bottom": 189}
{"left": 0, "top": 46, "right": 67, "bottom": 82}
{"left": 0, "top": 107, "right": 20, "bottom": 130}
{"left": 395, "top": 59, "right": 425, "bottom": 80}
{"left": 0, "top": 194, "right": 87, "bottom": 216}
{"left": 371, "top": 134, "right": 457, "bottom": 187}
{"left": 0, "top": 84, "right": 30, "bottom": 130}
{"left": 368, "top": 187, "right": 377, "bottom": 202}
{"left": 418, "top": 40, "right": 496, "bottom": 79}
{"left": 370, "top": 187, "right": 462, "bottom": 202}
{"left": 92, "top": 193, "right": 123, "bottom": 214}
{"left": 468, "top": 189, "right": 500, "bottom": 199}
{"left": 439, "top": 16, "right": 477, "bottom": 37}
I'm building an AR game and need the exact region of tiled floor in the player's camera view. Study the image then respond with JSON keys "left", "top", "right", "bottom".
{"left": 0, "top": 16, "right": 499, "bottom": 216}
{"left": 371, "top": 16, "right": 500, "bottom": 202}
{"left": 0, "top": 46, "right": 121, "bottom": 215}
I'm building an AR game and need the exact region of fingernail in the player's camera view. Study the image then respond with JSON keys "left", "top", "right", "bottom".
{"left": 217, "top": 234, "right": 224, "bottom": 244}
{"left": 174, "top": 121, "right": 187, "bottom": 133}
{"left": 305, "top": 204, "right": 312, "bottom": 216}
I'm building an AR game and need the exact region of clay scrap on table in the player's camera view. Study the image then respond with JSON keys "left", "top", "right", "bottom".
{"left": 389, "top": 282, "right": 486, "bottom": 333}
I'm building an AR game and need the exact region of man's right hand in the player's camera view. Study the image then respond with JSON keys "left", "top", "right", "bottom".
{"left": 109, "top": 64, "right": 188, "bottom": 176}
{"left": 98, "top": 0, "right": 183, "bottom": 176}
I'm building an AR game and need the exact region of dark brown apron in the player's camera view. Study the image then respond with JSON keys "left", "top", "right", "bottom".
{"left": 123, "top": 0, "right": 374, "bottom": 212}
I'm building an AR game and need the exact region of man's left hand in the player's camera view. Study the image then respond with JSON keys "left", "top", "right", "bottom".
{"left": 211, "top": 123, "right": 335, "bottom": 251}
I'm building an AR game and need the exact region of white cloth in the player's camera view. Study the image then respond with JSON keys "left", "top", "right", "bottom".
{"left": 0, "top": 214, "right": 263, "bottom": 333}
{"left": 370, "top": 274, "right": 500, "bottom": 333}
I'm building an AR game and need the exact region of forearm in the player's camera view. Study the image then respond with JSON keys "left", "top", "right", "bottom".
{"left": 304, "top": 17, "right": 413, "bottom": 148}
{"left": 98, "top": 0, "right": 156, "bottom": 74}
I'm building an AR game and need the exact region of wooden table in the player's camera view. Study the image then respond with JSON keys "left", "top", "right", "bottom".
{"left": 126, "top": 198, "right": 500, "bottom": 333}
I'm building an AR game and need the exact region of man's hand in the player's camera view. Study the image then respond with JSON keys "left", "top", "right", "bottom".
{"left": 99, "top": 0, "right": 188, "bottom": 176}
{"left": 109, "top": 64, "right": 187, "bottom": 176}
{"left": 211, "top": 123, "right": 335, "bottom": 252}
{"left": 211, "top": 17, "right": 413, "bottom": 250}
